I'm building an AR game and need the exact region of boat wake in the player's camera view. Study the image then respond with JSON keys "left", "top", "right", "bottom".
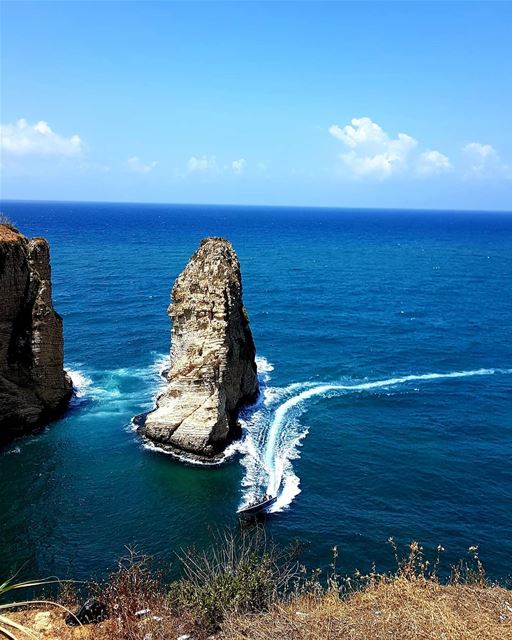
{"left": 66, "top": 355, "right": 511, "bottom": 514}
{"left": 238, "top": 362, "right": 512, "bottom": 514}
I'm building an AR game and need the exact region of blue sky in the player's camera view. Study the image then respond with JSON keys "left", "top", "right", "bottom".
{"left": 1, "top": 1, "right": 511, "bottom": 209}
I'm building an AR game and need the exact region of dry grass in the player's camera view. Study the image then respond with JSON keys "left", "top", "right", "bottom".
{"left": 0, "top": 222, "right": 21, "bottom": 242}
{"left": 8, "top": 606, "right": 194, "bottom": 640}
{"left": 9, "top": 579, "right": 511, "bottom": 640}
{"left": 88, "top": 547, "right": 197, "bottom": 640}
{"left": 223, "top": 540, "right": 512, "bottom": 640}
{"left": 6, "top": 540, "right": 512, "bottom": 640}
{"left": 223, "top": 579, "right": 512, "bottom": 640}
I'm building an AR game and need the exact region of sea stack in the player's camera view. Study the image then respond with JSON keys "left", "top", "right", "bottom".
{"left": 0, "top": 223, "right": 72, "bottom": 444}
{"left": 141, "top": 237, "right": 259, "bottom": 459}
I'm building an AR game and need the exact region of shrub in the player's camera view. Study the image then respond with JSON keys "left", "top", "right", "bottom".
{"left": 95, "top": 547, "right": 165, "bottom": 638}
{"left": 168, "top": 527, "right": 299, "bottom": 630}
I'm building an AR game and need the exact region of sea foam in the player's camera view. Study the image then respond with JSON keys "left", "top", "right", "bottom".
{"left": 238, "top": 364, "right": 512, "bottom": 513}
{"left": 69, "top": 357, "right": 512, "bottom": 514}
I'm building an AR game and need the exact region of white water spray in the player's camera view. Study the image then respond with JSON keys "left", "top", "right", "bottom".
{"left": 66, "top": 357, "right": 512, "bottom": 513}
{"left": 238, "top": 365, "right": 512, "bottom": 513}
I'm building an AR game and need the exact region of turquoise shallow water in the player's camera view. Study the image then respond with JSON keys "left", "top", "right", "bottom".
{"left": 1, "top": 201, "right": 511, "bottom": 581}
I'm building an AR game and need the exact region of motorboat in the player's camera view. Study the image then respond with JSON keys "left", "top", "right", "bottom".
{"left": 238, "top": 494, "right": 277, "bottom": 516}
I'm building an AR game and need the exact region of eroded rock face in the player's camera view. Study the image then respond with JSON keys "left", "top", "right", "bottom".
{"left": 141, "top": 237, "right": 259, "bottom": 459}
{"left": 0, "top": 224, "right": 72, "bottom": 444}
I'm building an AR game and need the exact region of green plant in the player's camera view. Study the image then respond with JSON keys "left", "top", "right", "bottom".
{"left": 168, "top": 528, "right": 298, "bottom": 630}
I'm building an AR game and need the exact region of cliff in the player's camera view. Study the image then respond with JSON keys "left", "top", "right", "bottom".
{"left": 0, "top": 223, "right": 72, "bottom": 443}
{"left": 141, "top": 237, "right": 259, "bottom": 459}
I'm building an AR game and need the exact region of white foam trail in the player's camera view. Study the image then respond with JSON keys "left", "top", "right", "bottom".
{"left": 237, "top": 357, "right": 312, "bottom": 512}
{"left": 69, "top": 357, "right": 512, "bottom": 515}
{"left": 256, "top": 366, "right": 512, "bottom": 511}
{"left": 269, "top": 427, "right": 308, "bottom": 512}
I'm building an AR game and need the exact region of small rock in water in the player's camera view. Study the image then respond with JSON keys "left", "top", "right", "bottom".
{"left": 65, "top": 598, "right": 108, "bottom": 626}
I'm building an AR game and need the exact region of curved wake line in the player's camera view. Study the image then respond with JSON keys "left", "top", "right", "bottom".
{"left": 261, "top": 366, "right": 512, "bottom": 504}
{"left": 66, "top": 359, "right": 512, "bottom": 513}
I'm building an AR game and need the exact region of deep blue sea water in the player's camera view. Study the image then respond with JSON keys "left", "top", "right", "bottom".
{"left": 1, "top": 201, "right": 511, "bottom": 582}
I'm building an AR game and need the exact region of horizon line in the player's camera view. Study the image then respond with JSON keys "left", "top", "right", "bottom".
{"left": 1, "top": 197, "right": 511, "bottom": 215}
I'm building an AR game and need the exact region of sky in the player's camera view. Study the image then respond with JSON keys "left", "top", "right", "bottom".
{"left": 1, "top": 1, "right": 511, "bottom": 210}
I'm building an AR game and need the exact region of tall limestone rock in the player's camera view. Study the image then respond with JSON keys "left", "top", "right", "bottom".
{"left": 0, "top": 223, "right": 72, "bottom": 444}
{"left": 141, "top": 237, "right": 259, "bottom": 459}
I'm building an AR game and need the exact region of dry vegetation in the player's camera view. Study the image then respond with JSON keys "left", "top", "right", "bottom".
{"left": 5, "top": 534, "right": 512, "bottom": 640}
{"left": 0, "top": 215, "right": 20, "bottom": 241}
{"left": 223, "top": 580, "right": 511, "bottom": 640}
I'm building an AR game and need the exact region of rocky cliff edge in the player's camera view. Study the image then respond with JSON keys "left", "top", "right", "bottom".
{"left": 0, "top": 223, "right": 72, "bottom": 443}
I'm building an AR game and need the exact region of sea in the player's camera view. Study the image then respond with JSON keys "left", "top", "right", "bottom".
{"left": 0, "top": 201, "right": 511, "bottom": 583}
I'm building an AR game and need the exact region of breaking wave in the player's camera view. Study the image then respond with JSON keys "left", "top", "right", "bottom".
{"left": 238, "top": 364, "right": 512, "bottom": 513}
{"left": 67, "top": 369, "right": 93, "bottom": 400}
{"left": 66, "top": 353, "right": 170, "bottom": 411}
{"left": 68, "top": 353, "right": 234, "bottom": 467}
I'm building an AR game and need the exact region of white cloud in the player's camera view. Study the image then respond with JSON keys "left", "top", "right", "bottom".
{"left": 464, "top": 142, "right": 496, "bottom": 159}
{"left": 232, "top": 158, "right": 246, "bottom": 174}
{"left": 0, "top": 118, "right": 83, "bottom": 156}
{"left": 329, "top": 117, "right": 391, "bottom": 149}
{"left": 188, "top": 155, "right": 218, "bottom": 173}
{"left": 126, "top": 156, "right": 157, "bottom": 174}
{"left": 417, "top": 150, "right": 452, "bottom": 176}
{"left": 187, "top": 155, "right": 248, "bottom": 175}
{"left": 462, "top": 142, "right": 511, "bottom": 179}
{"left": 329, "top": 117, "right": 418, "bottom": 179}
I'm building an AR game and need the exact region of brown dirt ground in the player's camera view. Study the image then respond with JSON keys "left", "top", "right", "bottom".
{"left": 9, "top": 607, "right": 196, "bottom": 640}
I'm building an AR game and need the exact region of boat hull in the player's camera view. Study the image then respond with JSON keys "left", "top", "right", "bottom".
{"left": 238, "top": 496, "right": 277, "bottom": 515}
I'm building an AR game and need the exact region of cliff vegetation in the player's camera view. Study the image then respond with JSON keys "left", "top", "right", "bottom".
{"left": 5, "top": 532, "right": 511, "bottom": 640}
